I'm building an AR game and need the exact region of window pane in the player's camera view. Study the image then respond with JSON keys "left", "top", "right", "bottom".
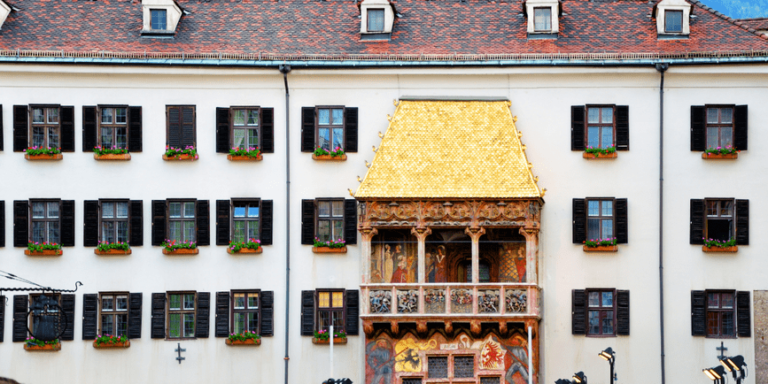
{"left": 116, "top": 296, "right": 128, "bottom": 311}
{"left": 47, "top": 108, "right": 59, "bottom": 123}
{"left": 184, "top": 221, "right": 195, "bottom": 242}
{"left": 721, "top": 293, "right": 734, "bottom": 308}
{"left": 588, "top": 311, "right": 600, "bottom": 334}
{"left": 32, "top": 222, "right": 44, "bottom": 243}
{"left": 602, "top": 311, "right": 614, "bottom": 334}
{"left": 318, "top": 109, "right": 330, "bottom": 125}
{"left": 48, "top": 222, "right": 60, "bottom": 244}
{"left": 318, "top": 292, "right": 330, "bottom": 308}
{"left": 721, "top": 108, "right": 733, "bottom": 124}
{"left": 318, "top": 128, "right": 330, "bottom": 151}
{"left": 332, "top": 310, "right": 345, "bottom": 329}
{"left": 32, "top": 202, "right": 45, "bottom": 218}
{"left": 169, "top": 202, "right": 181, "bottom": 218}
{"left": 233, "top": 129, "right": 246, "bottom": 150}
{"left": 588, "top": 292, "right": 600, "bottom": 307}
{"left": 116, "top": 314, "right": 128, "bottom": 337}
{"left": 706, "top": 201, "right": 718, "bottom": 217}
{"left": 247, "top": 110, "right": 259, "bottom": 126}
{"left": 48, "top": 129, "right": 59, "bottom": 149}
{"left": 587, "top": 108, "right": 599, "bottom": 124}
{"left": 720, "top": 201, "right": 733, "bottom": 217}
{"left": 707, "top": 127, "right": 719, "bottom": 149}
{"left": 534, "top": 8, "right": 551, "bottom": 31}
{"left": 722, "top": 312, "right": 734, "bottom": 336}
{"left": 247, "top": 220, "right": 259, "bottom": 240}
{"left": 706, "top": 312, "right": 719, "bottom": 336}
{"left": 47, "top": 202, "right": 59, "bottom": 218}
{"left": 101, "top": 108, "right": 113, "bottom": 124}
{"left": 233, "top": 110, "right": 246, "bottom": 126}
{"left": 101, "top": 127, "right": 114, "bottom": 148}
{"left": 707, "top": 108, "right": 719, "bottom": 124}
{"left": 721, "top": 127, "right": 733, "bottom": 148}
{"left": 708, "top": 293, "right": 719, "bottom": 308}
{"left": 602, "top": 292, "right": 613, "bottom": 307}
{"left": 102, "top": 221, "right": 115, "bottom": 243}
{"left": 332, "top": 109, "right": 343, "bottom": 125}
{"left": 116, "top": 202, "right": 128, "bottom": 218}
{"left": 234, "top": 293, "right": 246, "bottom": 309}
{"left": 318, "top": 311, "right": 331, "bottom": 331}
{"left": 587, "top": 200, "right": 599, "bottom": 216}
{"left": 233, "top": 221, "right": 246, "bottom": 243}
{"left": 332, "top": 292, "right": 344, "bottom": 308}
{"left": 318, "top": 201, "right": 331, "bottom": 217}
{"left": 169, "top": 222, "right": 181, "bottom": 242}
{"left": 151, "top": 9, "right": 167, "bottom": 30}
{"left": 368, "top": 9, "right": 385, "bottom": 31}
{"left": 183, "top": 202, "right": 195, "bottom": 218}
{"left": 601, "top": 127, "right": 613, "bottom": 148}
{"left": 117, "top": 222, "right": 129, "bottom": 243}
{"left": 102, "top": 202, "right": 115, "bottom": 218}
{"left": 32, "top": 108, "right": 44, "bottom": 123}
{"left": 32, "top": 127, "right": 45, "bottom": 147}
{"left": 602, "top": 219, "right": 613, "bottom": 238}
{"left": 170, "top": 295, "right": 181, "bottom": 310}
{"left": 587, "top": 127, "right": 599, "bottom": 148}
{"left": 102, "top": 296, "right": 114, "bottom": 311}
{"left": 332, "top": 201, "right": 344, "bottom": 217}
{"left": 665, "top": 10, "right": 682, "bottom": 32}
{"left": 183, "top": 314, "right": 195, "bottom": 337}
{"left": 169, "top": 314, "right": 181, "bottom": 338}
{"left": 184, "top": 294, "right": 195, "bottom": 310}
{"left": 587, "top": 219, "right": 600, "bottom": 240}
{"left": 317, "top": 220, "right": 330, "bottom": 242}
{"left": 601, "top": 201, "right": 613, "bottom": 216}
{"left": 332, "top": 128, "right": 344, "bottom": 151}
{"left": 115, "top": 108, "right": 127, "bottom": 124}
{"left": 248, "top": 312, "right": 259, "bottom": 332}
{"left": 248, "top": 293, "right": 259, "bottom": 309}
{"left": 601, "top": 107, "right": 613, "bottom": 124}
{"left": 248, "top": 129, "right": 259, "bottom": 148}
{"left": 234, "top": 313, "right": 245, "bottom": 334}
{"left": 102, "top": 315, "right": 114, "bottom": 335}
{"left": 247, "top": 206, "right": 259, "bottom": 218}
{"left": 116, "top": 127, "right": 127, "bottom": 149}
{"left": 333, "top": 220, "right": 344, "bottom": 241}
{"left": 234, "top": 206, "right": 246, "bottom": 218}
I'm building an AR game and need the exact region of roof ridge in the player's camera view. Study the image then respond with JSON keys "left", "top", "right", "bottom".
{"left": 688, "top": 0, "right": 768, "bottom": 41}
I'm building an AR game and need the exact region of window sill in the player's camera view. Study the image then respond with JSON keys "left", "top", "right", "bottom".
{"left": 227, "top": 247, "right": 263, "bottom": 254}
{"left": 24, "top": 343, "right": 61, "bottom": 352}
{"left": 702, "top": 245, "right": 738, "bottom": 253}
{"left": 25, "top": 154, "right": 63, "bottom": 161}
{"left": 312, "top": 154, "right": 347, "bottom": 161}
{"left": 95, "top": 249, "right": 132, "bottom": 256}
{"left": 583, "top": 152, "right": 617, "bottom": 159}
{"left": 582, "top": 245, "right": 618, "bottom": 253}
{"left": 163, "top": 248, "right": 199, "bottom": 255}
{"left": 312, "top": 246, "right": 347, "bottom": 254}
{"left": 702, "top": 153, "right": 738, "bottom": 160}
{"left": 226, "top": 338, "right": 261, "bottom": 346}
{"left": 312, "top": 337, "right": 347, "bottom": 345}
{"left": 163, "top": 154, "right": 199, "bottom": 161}
{"left": 227, "top": 154, "right": 263, "bottom": 161}
{"left": 93, "top": 340, "right": 130, "bottom": 349}
{"left": 25, "top": 249, "right": 62, "bottom": 256}
{"left": 94, "top": 153, "right": 131, "bottom": 161}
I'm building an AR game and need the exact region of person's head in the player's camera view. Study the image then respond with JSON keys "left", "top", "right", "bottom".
{"left": 385, "top": 244, "right": 390, "bottom": 251}
{"left": 395, "top": 245, "right": 402, "bottom": 252}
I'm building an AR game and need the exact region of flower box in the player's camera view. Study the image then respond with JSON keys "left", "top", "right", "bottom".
{"left": 226, "top": 338, "right": 261, "bottom": 346}
{"left": 163, "top": 154, "right": 198, "bottom": 161}
{"left": 24, "top": 342, "right": 61, "bottom": 352}
{"left": 163, "top": 248, "right": 199, "bottom": 255}
{"left": 25, "top": 154, "right": 63, "bottom": 161}
{"left": 228, "top": 247, "right": 262, "bottom": 254}
{"left": 95, "top": 249, "right": 132, "bottom": 256}
{"left": 312, "top": 337, "right": 347, "bottom": 345}
{"left": 702, "top": 153, "right": 738, "bottom": 160}
{"left": 25, "top": 249, "right": 62, "bottom": 256}
{"left": 583, "top": 245, "right": 618, "bottom": 253}
{"left": 313, "top": 246, "right": 347, "bottom": 254}
{"left": 227, "top": 154, "right": 263, "bottom": 161}
{"left": 702, "top": 245, "right": 738, "bottom": 253}
{"left": 583, "top": 152, "right": 617, "bottom": 159}
{"left": 312, "top": 154, "right": 347, "bottom": 161}
{"left": 94, "top": 153, "right": 131, "bottom": 161}
{"left": 93, "top": 340, "right": 130, "bottom": 349}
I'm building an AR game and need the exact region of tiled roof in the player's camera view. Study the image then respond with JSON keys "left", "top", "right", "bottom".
{"left": 354, "top": 98, "right": 543, "bottom": 199}
{"left": 738, "top": 18, "right": 768, "bottom": 32}
{"left": 0, "top": 0, "right": 765, "bottom": 60}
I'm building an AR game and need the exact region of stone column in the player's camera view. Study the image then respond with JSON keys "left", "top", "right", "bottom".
{"left": 411, "top": 227, "right": 432, "bottom": 315}
{"left": 465, "top": 227, "right": 486, "bottom": 284}
{"left": 519, "top": 227, "right": 539, "bottom": 285}
{"left": 359, "top": 228, "right": 378, "bottom": 315}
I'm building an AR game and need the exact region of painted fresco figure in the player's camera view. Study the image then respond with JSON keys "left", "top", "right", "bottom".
{"left": 434, "top": 245, "right": 447, "bottom": 282}
{"left": 515, "top": 246, "right": 526, "bottom": 283}
{"left": 367, "top": 339, "right": 395, "bottom": 384}
{"left": 426, "top": 252, "right": 435, "bottom": 282}
{"left": 502, "top": 339, "right": 530, "bottom": 384}
{"left": 391, "top": 258, "right": 408, "bottom": 283}
{"left": 383, "top": 245, "right": 393, "bottom": 282}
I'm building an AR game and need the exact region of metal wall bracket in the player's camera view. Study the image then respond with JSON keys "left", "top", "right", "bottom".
{"left": 175, "top": 343, "right": 186, "bottom": 364}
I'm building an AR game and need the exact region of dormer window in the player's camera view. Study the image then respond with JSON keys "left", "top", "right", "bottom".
{"left": 367, "top": 9, "right": 385, "bottom": 33}
{"left": 151, "top": 9, "right": 167, "bottom": 31}
{"left": 359, "top": 0, "right": 395, "bottom": 40}
{"left": 655, "top": 0, "right": 692, "bottom": 37}
{"left": 525, "top": 0, "right": 559, "bottom": 37}
{"left": 534, "top": 8, "right": 552, "bottom": 32}
{"left": 665, "top": 10, "right": 683, "bottom": 33}
{"left": 0, "top": 0, "right": 11, "bottom": 30}
{"left": 141, "top": 0, "right": 183, "bottom": 36}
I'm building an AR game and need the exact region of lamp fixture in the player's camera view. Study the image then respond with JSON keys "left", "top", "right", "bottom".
{"left": 598, "top": 347, "right": 616, "bottom": 383}
{"left": 719, "top": 355, "right": 748, "bottom": 384}
{"left": 554, "top": 379, "right": 573, "bottom": 384}
{"left": 572, "top": 372, "right": 587, "bottom": 384}
{"left": 703, "top": 366, "right": 726, "bottom": 382}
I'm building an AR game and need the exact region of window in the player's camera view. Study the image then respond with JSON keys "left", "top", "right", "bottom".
{"left": 232, "top": 291, "right": 260, "bottom": 335}
{"left": 368, "top": 9, "right": 385, "bottom": 32}
{"left": 480, "top": 378, "right": 502, "bottom": 384}
{"left": 665, "top": 10, "right": 683, "bottom": 33}
{"left": 231, "top": 108, "right": 260, "bottom": 151}
{"left": 168, "top": 201, "right": 196, "bottom": 243}
{"left": 454, "top": 356, "right": 475, "bottom": 378}
{"left": 316, "top": 290, "right": 344, "bottom": 332}
{"left": 706, "top": 107, "right": 734, "bottom": 150}
{"left": 586, "top": 106, "right": 614, "bottom": 149}
{"left": 533, "top": 7, "right": 552, "bottom": 32}
{"left": 101, "top": 200, "right": 129, "bottom": 244}
{"left": 587, "top": 199, "right": 613, "bottom": 240}
{"left": 316, "top": 199, "right": 344, "bottom": 243}
{"left": 166, "top": 105, "right": 196, "bottom": 148}
{"left": 99, "top": 107, "right": 128, "bottom": 150}
{"left": 428, "top": 356, "right": 448, "bottom": 379}
{"left": 168, "top": 292, "right": 195, "bottom": 338}
{"left": 316, "top": 107, "right": 345, "bottom": 152}
{"left": 28, "top": 293, "right": 61, "bottom": 335}
{"left": 100, "top": 293, "right": 129, "bottom": 337}
{"left": 31, "top": 200, "right": 60, "bottom": 244}
{"left": 30, "top": 107, "right": 60, "bottom": 149}
{"left": 402, "top": 379, "right": 423, "bottom": 384}
{"left": 233, "top": 201, "right": 260, "bottom": 243}
{"left": 587, "top": 289, "right": 615, "bottom": 336}
{"left": 706, "top": 291, "right": 735, "bottom": 338}
{"left": 705, "top": 199, "right": 734, "bottom": 242}
{"left": 150, "top": 9, "right": 167, "bottom": 30}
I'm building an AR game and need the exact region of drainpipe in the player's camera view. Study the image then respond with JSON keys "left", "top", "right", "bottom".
{"left": 279, "top": 63, "right": 292, "bottom": 384}
{"left": 655, "top": 62, "right": 669, "bottom": 384}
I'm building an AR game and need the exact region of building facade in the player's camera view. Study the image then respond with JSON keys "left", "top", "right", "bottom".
{"left": 0, "top": 0, "right": 767, "bottom": 384}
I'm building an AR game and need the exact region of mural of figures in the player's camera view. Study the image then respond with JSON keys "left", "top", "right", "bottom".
{"left": 500, "top": 243, "right": 526, "bottom": 283}
{"left": 502, "top": 335, "right": 531, "bottom": 384}
{"left": 425, "top": 244, "right": 448, "bottom": 283}
{"left": 366, "top": 339, "right": 395, "bottom": 384}
{"left": 371, "top": 230, "right": 417, "bottom": 284}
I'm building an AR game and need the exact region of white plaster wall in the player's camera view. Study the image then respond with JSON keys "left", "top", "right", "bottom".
{"left": 0, "top": 64, "right": 765, "bottom": 384}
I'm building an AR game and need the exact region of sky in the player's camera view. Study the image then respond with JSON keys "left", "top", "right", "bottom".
{"left": 699, "top": 0, "right": 768, "bottom": 19}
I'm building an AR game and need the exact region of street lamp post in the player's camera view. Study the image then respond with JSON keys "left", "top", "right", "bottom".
{"left": 599, "top": 347, "right": 616, "bottom": 383}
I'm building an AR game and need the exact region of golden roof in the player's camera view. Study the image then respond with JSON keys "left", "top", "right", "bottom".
{"left": 355, "top": 98, "right": 543, "bottom": 199}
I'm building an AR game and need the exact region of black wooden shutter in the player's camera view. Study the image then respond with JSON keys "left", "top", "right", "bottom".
{"left": 215, "top": 200, "right": 231, "bottom": 246}
{"left": 128, "top": 106, "right": 142, "bottom": 152}
{"left": 61, "top": 294, "right": 75, "bottom": 340}
{"left": 60, "top": 106, "right": 75, "bottom": 152}
{"left": 82, "top": 294, "right": 98, "bottom": 340}
{"left": 572, "top": 199, "right": 586, "bottom": 244}
{"left": 737, "top": 291, "right": 751, "bottom": 337}
{"left": 215, "top": 292, "right": 230, "bottom": 337}
{"left": 182, "top": 107, "right": 195, "bottom": 147}
{"left": 0, "top": 105, "right": 3, "bottom": 151}
{"left": 61, "top": 200, "right": 75, "bottom": 247}
{"left": 736, "top": 199, "right": 749, "bottom": 246}
{"left": 0, "top": 295, "right": 4, "bottom": 342}
{"left": 301, "top": 291, "right": 315, "bottom": 336}
{"left": 13, "top": 200, "right": 28, "bottom": 247}
{"left": 130, "top": 200, "right": 143, "bottom": 246}
{"left": 128, "top": 293, "right": 143, "bottom": 339}
{"left": 345, "top": 290, "right": 359, "bottom": 336}
{"left": 261, "top": 108, "right": 275, "bottom": 153}
{"left": 615, "top": 198, "right": 628, "bottom": 244}
{"left": 615, "top": 105, "right": 629, "bottom": 151}
{"left": 196, "top": 200, "right": 210, "bottom": 246}
{"left": 168, "top": 107, "right": 181, "bottom": 148}
{"left": 571, "top": 106, "right": 585, "bottom": 151}
{"left": 616, "top": 290, "right": 630, "bottom": 335}
{"left": 151, "top": 293, "right": 166, "bottom": 339}
{"left": 571, "top": 289, "right": 586, "bottom": 335}
{"left": 301, "top": 200, "right": 316, "bottom": 245}
{"left": 734, "top": 105, "right": 748, "bottom": 151}
{"left": 301, "top": 107, "right": 315, "bottom": 152}
{"left": 83, "top": 200, "right": 99, "bottom": 247}
{"left": 151, "top": 200, "right": 167, "bottom": 246}
{"left": 691, "top": 290, "right": 706, "bottom": 336}
{"left": 261, "top": 200, "right": 273, "bottom": 246}
{"left": 82, "top": 106, "right": 97, "bottom": 152}
{"left": 13, "top": 105, "right": 28, "bottom": 152}
{"left": 0, "top": 201, "right": 5, "bottom": 247}
{"left": 12, "top": 295, "right": 28, "bottom": 341}
{"left": 260, "top": 291, "right": 274, "bottom": 336}
{"left": 215, "top": 107, "right": 230, "bottom": 154}
{"left": 344, "top": 199, "right": 357, "bottom": 245}
{"left": 195, "top": 292, "right": 210, "bottom": 338}
{"left": 690, "top": 199, "right": 705, "bottom": 245}
{"left": 345, "top": 107, "right": 358, "bottom": 153}
{"left": 691, "top": 106, "right": 706, "bottom": 151}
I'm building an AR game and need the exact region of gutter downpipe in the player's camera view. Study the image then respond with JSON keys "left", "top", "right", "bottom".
{"left": 655, "top": 62, "right": 669, "bottom": 384}
{"left": 279, "top": 63, "right": 292, "bottom": 384}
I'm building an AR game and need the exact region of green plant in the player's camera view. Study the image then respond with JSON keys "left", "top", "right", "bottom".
{"left": 702, "top": 237, "right": 736, "bottom": 248}
{"left": 229, "top": 146, "right": 261, "bottom": 158}
{"left": 93, "top": 145, "right": 128, "bottom": 156}
{"left": 313, "top": 237, "right": 346, "bottom": 249}
{"left": 314, "top": 329, "right": 347, "bottom": 340}
{"left": 25, "top": 336, "right": 59, "bottom": 347}
{"left": 584, "top": 145, "right": 616, "bottom": 158}
{"left": 228, "top": 330, "right": 261, "bottom": 343}
{"left": 25, "top": 146, "right": 61, "bottom": 156}
{"left": 704, "top": 145, "right": 738, "bottom": 156}
{"left": 95, "top": 334, "right": 128, "bottom": 346}
{"left": 229, "top": 238, "right": 261, "bottom": 253}
{"left": 583, "top": 237, "right": 617, "bottom": 248}
{"left": 165, "top": 145, "right": 197, "bottom": 158}
{"left": 162, "top": 239, "right": 197, "bottom": 252}
{"left": 313, "top": 146, "right": 345, "bottom": 158}
{"left": 97, "top": 240, "right": 130, "bottom": 252}
{"left": 27, "top": 242, "right": 61, "bottom": 253}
